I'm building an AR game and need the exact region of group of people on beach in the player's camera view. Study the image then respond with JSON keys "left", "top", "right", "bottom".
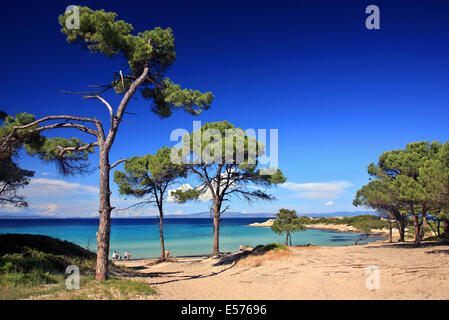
{"left": 112, "top": 250, "right": 131, "bottom": 261}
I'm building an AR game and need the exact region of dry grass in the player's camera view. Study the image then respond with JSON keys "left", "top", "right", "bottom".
{"left": 29, "top": 277, "right": 157, "bottom": 300}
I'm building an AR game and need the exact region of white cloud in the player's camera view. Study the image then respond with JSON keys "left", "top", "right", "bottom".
{"left": 25, "top": 178, "right": 99, "bottom": 197}
{"left": 166, "top": 184, "right": 212, "bottom": 202}
{"left": 281, "top": 181, "right": 352, "bottom": 199}
{"left": 30, "top": 203, "right": 59, "bottom": 216}
{"left": 324, "top": 201, "right": 334, "bottom": 207}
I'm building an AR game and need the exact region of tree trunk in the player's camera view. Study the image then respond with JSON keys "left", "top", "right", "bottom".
{"left": 419, "top": 209, "right": 428, "bottom": 242}
{"left": 443, "top": 218, "right": 449, "bottom": 238}
{"left": 389, "top": 222, "right": 393, "bottom": 243}
{"left": 409, "top": 203, "right": 423, "bottom": 246}
{"left": 437, "top": 219, "right": 440, "bottom": 237}
{"left": 397, "top": 217, "right": 405, "bottom": 242}
{"left": 412, "top": 215, "right": 421, "bottom": 246}
{"left": 96, "top": 150, "right": 112, "bottom": 280}
{"left": 212, "top": 199, "right": 220, "bottom": 255}
{"left": 285, "top": 232, "right": 289, "bottom": 246}
{"left": 159, "top": 207, "right": 165, "bottom": 261}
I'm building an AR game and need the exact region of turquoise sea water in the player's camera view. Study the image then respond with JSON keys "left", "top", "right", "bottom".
{"left": 0, "top": 218, "right": 384, "bottom": 258}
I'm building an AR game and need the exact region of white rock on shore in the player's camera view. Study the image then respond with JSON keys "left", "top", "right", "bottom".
{"left": 247, "top": 219, "right": 275, "bottom": 227}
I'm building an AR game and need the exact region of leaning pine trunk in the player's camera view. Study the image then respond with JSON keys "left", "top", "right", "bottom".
{"left": 159, "top": 209, "right": 165, "bottom": 261}
{"left": 96, "top": 150, "right": 112, "bottom": 280}
{"left": 212, "top": 199, "right": 220, "bottom": 255}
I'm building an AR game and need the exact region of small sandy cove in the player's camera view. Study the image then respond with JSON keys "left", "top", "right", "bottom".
{"left": 115, "top": 241, "right": 449, "bottom": 300}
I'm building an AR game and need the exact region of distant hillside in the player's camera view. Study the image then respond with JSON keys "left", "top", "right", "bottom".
{"left": 303, "top": 211, "right": 376, "bottom": 218}
{"left": 164, "top": 212, "right": 276, "bottom": 219}
{"left": 164, "top": 211, "right": 375, "bottom": 219}
{"left": 0, "top": 211, "right": 375, "bottom": 219}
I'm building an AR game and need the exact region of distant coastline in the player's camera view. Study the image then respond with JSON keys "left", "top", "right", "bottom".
{"left": 0, "top": 211, "right": 375, "bottom": 219}
{"left": 247, "top": 217, "right": 393, "bottom": 239}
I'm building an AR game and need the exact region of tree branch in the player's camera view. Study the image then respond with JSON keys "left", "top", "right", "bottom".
{"left": 110, "top": 158, "right": 128, "bottom": 169}
{"left": 83, "top": 95, "right": 114, "bottom": 122}
{"left": 191, "top": 166, "right": 215, "bottom": 198}
{"left": 8, "top": 115, "right": 100, "bottom": 140}
{"left": 56, "top": 141, "right": 99, "bottom": 157}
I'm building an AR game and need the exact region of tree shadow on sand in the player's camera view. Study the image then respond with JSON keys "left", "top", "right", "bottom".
{"left": 364, "top": 241, "right": 449, "bottom": 250}
{"left": 111, "top": 255, "right": 239, "bottom": 285}
{"left": 144, "top": 263, "right": 237, "bottom": 285}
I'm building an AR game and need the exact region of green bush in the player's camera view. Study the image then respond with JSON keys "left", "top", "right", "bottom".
{"left": 254, "top": 243, "right": 287, "bottom": 252}
{"left": 0, "top": 234, "right": 96, "bottom": 289}
{"left": 299, "top": 215, "right": 388, "bottom": 233}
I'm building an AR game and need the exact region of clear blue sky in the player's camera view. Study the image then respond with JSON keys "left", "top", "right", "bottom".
{"left": 1, "top": 0, "right": 448, "bottom": 217}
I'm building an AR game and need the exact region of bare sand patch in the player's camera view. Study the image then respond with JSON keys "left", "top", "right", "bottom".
{"left": 118, "top": 241, "right": 449, "bottom": 300}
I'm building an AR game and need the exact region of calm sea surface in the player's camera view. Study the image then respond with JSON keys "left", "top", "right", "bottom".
{"left": 0, "top": 218, "right": 383, "bottom": 258}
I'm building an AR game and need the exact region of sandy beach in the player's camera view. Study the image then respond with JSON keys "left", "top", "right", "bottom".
{"left": 115, "top": 241, "right": 449, "bottom": 300}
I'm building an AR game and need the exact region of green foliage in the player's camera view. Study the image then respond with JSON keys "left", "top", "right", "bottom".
{"left": 0, "top": 234, "right": 155, "bottom": 300}
{"left": 0, "top": 234, "right": 96, "bottom": 292}
{"left": 356, "top": 141, "right": 449, "bottom": 242}
{"left": 0, "top": 162, "right": 34, "bottom": 207}
{"left": 141, "top": 78, "right": 214, "bottom": 118}
{"left": 170, "top": 188, "right": 202, "bottom": 203}
{"left": 271, "top": 209, "right": 306, "bottom": 245}
{"left": 179, "top": 121, "right": 261, "bottom": 164}
{"left": 58, "top": 6, "right": 213, "bottom": 118}
{"left": 171, "top": 121, "right": 286, "bottom": 206}
{"left": 0, "top": 233, "right": 95, "bottom": 258}
{"left": 419, "top": 143, "right": 449, "bottom": 220}
{"left": 25, "top": 136, "right": 95, "bottom": 176}
{"left": 271, "top": 209, "right": 307, "bottom": 235}
{"left": 114, "top": 147, "right": 185, "bottom": 201}
{"left": 297, "top": 214, "right": 388, "bottom": 234}
{"left": 0, "top": 112, "right": 37, "bottom": 139}
{"left": 0, "top": 112, "right": 95, "bottom": 179}
{"left": 0, "top": 113, "right": 38, "bottom": 206}
{"left": 253, "top": 243, "right": 287, "bottom": 252}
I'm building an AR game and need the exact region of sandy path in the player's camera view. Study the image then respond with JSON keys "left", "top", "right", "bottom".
{"left": 117, "top": 242, "right": 449, "bottom": 300}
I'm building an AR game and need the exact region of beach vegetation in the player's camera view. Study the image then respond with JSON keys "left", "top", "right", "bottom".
{"left": 271, "top": 209, "right": 306, "bottom": 246}
{"left": 354, "top": 141, "right": 449, "bottom": 245}
{"left": 0, "top": 234, "right": 155, "bottom": 299}
{"left": 0, "top": 6, "right": 213, "bottom": 281}
{"left": 298, "top": 214, "right": 389, "bottom": 234}
{"left": 253, "top": 243, "right": 287, "bottom": 252}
